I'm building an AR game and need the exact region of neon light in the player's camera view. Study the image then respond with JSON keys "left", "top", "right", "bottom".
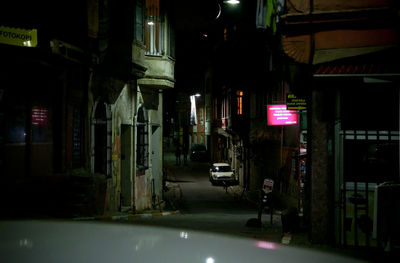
{"left": 267, "top": 105, "right": 297, "bottom": 125}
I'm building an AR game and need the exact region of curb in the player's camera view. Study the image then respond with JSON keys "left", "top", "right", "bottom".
{"left": 73, "top": 210, "right": 181, "bottom": 221}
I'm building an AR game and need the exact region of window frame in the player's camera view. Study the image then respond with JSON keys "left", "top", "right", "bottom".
{"left": 135, "top": 0, "right": 144, "bottom": 43}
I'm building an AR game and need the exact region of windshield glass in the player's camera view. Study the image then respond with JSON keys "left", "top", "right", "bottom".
{"left": 213, "top": 166, "right": 232, "bottom": 172}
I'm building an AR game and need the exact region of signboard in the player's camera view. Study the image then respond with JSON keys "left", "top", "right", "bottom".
{"left": 32, "top": 108, "right": 48, "bottom": 126}
{"left": 263, "top": 178, "right": 274, "bottom": 194}
{"left": 267, "top": 105, "right": 297, "bottom": 125}
{"left": 0, "top": 26, "right": 37, "bottom": 47}
{"left": 286, "top": 93, "right": 307, "bottom": 110}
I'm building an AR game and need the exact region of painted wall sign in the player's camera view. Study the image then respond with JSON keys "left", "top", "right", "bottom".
{"left": 267, "top": 105, "right": 297, "bottom": 125}
{"left": 286, "top": 93, "right": 307, "bottom": 110}
{"left": 0, "top": 26, "right": 37, "bottom": 47}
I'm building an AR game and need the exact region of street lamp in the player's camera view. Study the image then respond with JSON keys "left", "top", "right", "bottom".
{"left": 223, "top": 0, "right": 240, "bottom": 5}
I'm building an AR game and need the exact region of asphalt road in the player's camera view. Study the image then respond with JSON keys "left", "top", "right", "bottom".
{"left": 121, "top": 151, "right": 283, "bottom": 241}
{"left": 117, "top": 151, "right": 390, "bottom": 262}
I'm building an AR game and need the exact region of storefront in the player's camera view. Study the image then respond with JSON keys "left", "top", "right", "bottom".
{"left": 313, "top": 53, "right": 400, "bottom": 247}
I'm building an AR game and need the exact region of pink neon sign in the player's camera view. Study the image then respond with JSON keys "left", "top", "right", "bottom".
{"left": 267, "top": 105, "right": 297, "bottom": 125}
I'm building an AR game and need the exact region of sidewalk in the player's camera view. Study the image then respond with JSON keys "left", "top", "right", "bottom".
{"left": 73, "top": 150, "right": 183, "bottom": 221}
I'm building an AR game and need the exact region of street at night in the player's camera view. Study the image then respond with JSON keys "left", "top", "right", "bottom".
{"left": 1, "top": 0, "right": 399, "bottom": 262}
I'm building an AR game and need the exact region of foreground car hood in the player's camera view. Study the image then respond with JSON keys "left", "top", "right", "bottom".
{"left": 0, "top": 220, "right": 363, "bottom": 263}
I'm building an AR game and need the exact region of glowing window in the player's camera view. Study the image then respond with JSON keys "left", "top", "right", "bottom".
{"left": 237, "top": 90, "right": 243, "bottom": 115}
{"left": 145, "top": 0, "right": 162, "bottom": 55}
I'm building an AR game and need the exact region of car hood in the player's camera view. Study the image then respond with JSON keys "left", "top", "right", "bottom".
{"left": 0, "top": 220, "right": 363, "bottom": 263}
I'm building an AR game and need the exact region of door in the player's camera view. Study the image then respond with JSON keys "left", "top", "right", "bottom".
{"left": 121, "top": 124, "right": 132, "bottom": 208}
{"left": 151, "top": 125, "right": 162, "bottom": 200}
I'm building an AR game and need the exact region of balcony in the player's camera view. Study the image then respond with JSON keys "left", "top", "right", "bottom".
{"left": 132, "top": 39, "right": 175, "bottom": 89}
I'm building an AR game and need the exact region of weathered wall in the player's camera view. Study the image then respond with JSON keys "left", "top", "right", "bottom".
{"left": 111, "top": 85, "right": 134, "bottom": 211}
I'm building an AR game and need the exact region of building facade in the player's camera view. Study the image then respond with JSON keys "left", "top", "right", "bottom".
{"left": 279, "top": 0, "right": 400, "bottom": 246}
{"left": 0, "top": 0, "right": 175, "bottom": 216}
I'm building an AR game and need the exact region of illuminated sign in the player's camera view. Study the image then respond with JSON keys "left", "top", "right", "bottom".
{"left": 0, "top": 26, "right": 37, "bottom": 47}
{"left": 267, "top": 105, "right": 297, "bottom": 125}
{"left": 32, "top": 108, "right": 48, "bottom": 126}
{"left": 286, "top": 93, "right": 307, "bottom": 110}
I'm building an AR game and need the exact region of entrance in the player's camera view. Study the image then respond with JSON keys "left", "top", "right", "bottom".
{"left": 336, "top": 129, "right": 399, "bottom": 247}
{"left": 121, "top": 124, "right": 132, "bottom": 208}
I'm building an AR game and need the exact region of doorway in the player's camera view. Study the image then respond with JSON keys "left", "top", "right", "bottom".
{"left": 121, "top": 124, "right": 132, "bottom": 208}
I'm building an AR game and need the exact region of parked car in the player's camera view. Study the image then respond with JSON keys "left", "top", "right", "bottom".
{"left": 0, "top": 220, "right": 365, "bottom": 263}
{"left": 209, "top": 162, "right": 238, "bottom": 186}
{"left": 189, "top": 144, "right": 208, "bottom": 162}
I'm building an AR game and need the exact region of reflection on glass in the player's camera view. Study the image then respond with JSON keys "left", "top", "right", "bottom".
{"left": 206, "top": 257, "right": 215, "bottom": 263}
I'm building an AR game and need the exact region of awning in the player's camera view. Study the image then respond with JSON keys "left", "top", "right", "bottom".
{"left": 315, "top": 63, "right": 400, "bottom": 76}
{"left": 313, "top": 49, "right": 400, "bottom": 77}
{"left": 282, "top": 29, "right": 398, "bottom": 64}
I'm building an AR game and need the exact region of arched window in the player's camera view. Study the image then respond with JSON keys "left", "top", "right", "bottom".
{"left": 137, "top": 105, "right": 148, "bottom": 170}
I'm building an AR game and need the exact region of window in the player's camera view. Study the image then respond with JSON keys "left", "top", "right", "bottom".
{"left": 224, "top": 28, "right": 228, "bottom": 41}
{"left": 236, "top": 90, "right": 243, "bottom": 115}
{"left": 135, "top": 0, "right": 144, "bottom": 42}
{"left": 200, "top": 108, "right": 204, "bottom": 126}
{"left": 137, "top": 106, "right": 149, "bottom": 169}
{"left": 167, "top": 18, "right": 175, "bottom": 57}
{"left": 256, "top": 88, "right": 268, "bottom": 118}
{"left": 213, "top": 98, "right": 218, "bottom": 120}
{"left": 145, "top": 0, "right": 163, "bottom": 55}
{"left": 222, "top": 94, "right": 229, "bottom": 119}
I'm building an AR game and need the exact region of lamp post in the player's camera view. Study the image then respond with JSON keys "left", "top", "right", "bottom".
{"left": 223, "top": 0, "right": 240, "bottom": 5}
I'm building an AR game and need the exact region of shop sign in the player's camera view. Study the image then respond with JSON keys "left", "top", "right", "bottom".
{"left": 263, "top": 178, "right": 274, "bottom": 194}
{"left": 286, "top": 93, "right": 307, "bottom": 111}
{"left": 267, "top": 105, "right": 297, "bottom": 125}
{"left": 0, "top": 26, "right": 37, "bottom": 47}
{"left": 32, "top": 107, "right": 48, "bottom": 126}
